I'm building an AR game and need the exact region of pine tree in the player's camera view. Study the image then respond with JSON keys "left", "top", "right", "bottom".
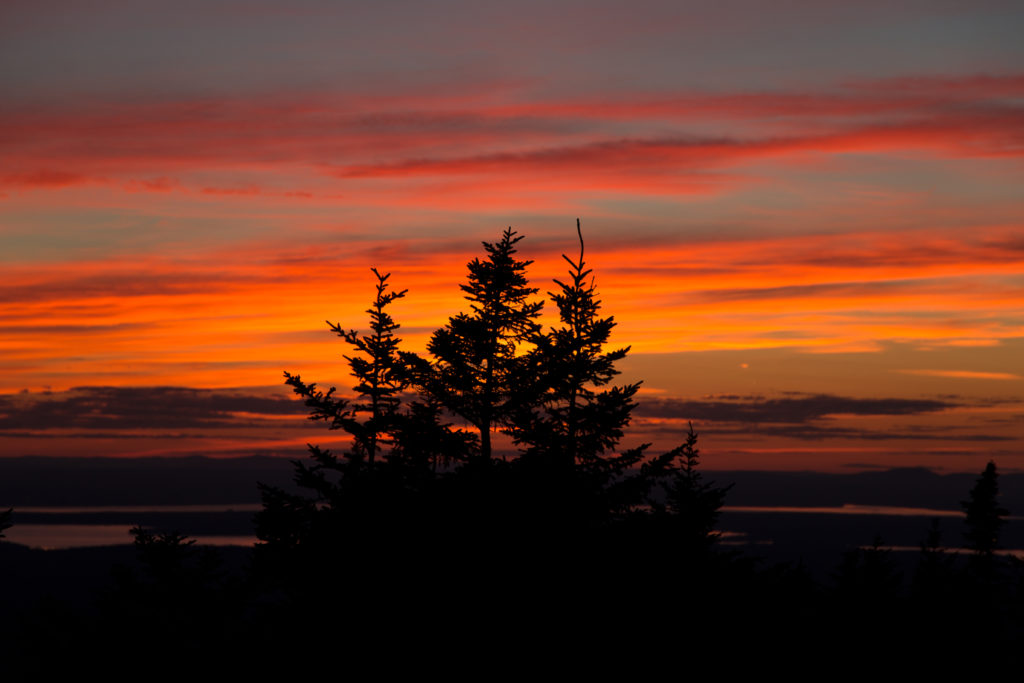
{"left": 501, "top": 219, "right": 665, "bottom": 524}
{"left": 257, "top": 270, "right": 425, "bottom": 553}
{"left": 962, "top": 460, "right": 1009, "bottom": 556}
{"left": 425, "top": 227, "right": 543, "bottom": 461}
{"left": 913, "top": 518, "right": 955, "bottom": 602}
{"left": 514, "top": 219, "right": 639, "bottom": 472}
{"left": 332, "top": 268, "right": 409, "bottom": 465}
{"left": 280, "top": 268, "right": 415, "bottom": 463}
{"left": 256, "top": 226, "right": 733, "bottom": 566}
{"left": 656, "top": 422, "right": 732, "bottom": 551}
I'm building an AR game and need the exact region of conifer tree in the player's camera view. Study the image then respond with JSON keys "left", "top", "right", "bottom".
{"left": 257, "top": 270, "right": 427, "bottom": 553}
{"left": 962, "top": 460, "right": 1009, "bottom": 556}
{"left": 658, "top": 423, "right": 732, "bottom": 551}
{"left": 513, "top": 219, "right": 639, "bottom": 474}
{"left": 333, "top": 268, "right": 409, "bottom": 465}
{"left": 425, "top": 227, "right": 543, "bottom": 461}
{"left": 282, "top": 268, "right": 408, "bottom": 466}
{"left": 913, "top": 518, "right": 955, "bottom": 601}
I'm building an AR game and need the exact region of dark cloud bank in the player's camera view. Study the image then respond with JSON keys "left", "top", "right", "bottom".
{"left": 0, "top": 386, "right": 306, "bottom": 431}
{"left": 2, "top": 387, "right": 962, "bottom": 433}
{"left": 634, "top": 393, "right": 956, "bottom": 423}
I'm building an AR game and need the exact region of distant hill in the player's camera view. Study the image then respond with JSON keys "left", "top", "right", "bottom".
{"left": 713, "top": 467, "right": 1024, "bottom": 512}
{"left": 1, "top": 456, "right": 1020, "bottom": 512}
{"left": 0, "top": 455, "right": 295, "bottom": 506}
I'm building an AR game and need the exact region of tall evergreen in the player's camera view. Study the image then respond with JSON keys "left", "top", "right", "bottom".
{"left": 280, "top": 268, "right": 410, "bottom": 465}
{"left": 513, "top": 219, "right": 639, "bottom": 474}
{"left": 256, "top": 270, "right": 432, "bottom": 554}
{"left": 332, "top": 268, "right": 408, "bottom": 465}
{"left": 425, "top": 227, "right": 543, "bottom": 461}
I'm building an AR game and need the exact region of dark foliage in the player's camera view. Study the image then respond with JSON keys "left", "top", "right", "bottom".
{"left": 913, "top": 518, "right": 956, "bottom": 601}
{"left": 251, "top": 222, "right": 733, "bottom": 619}
{"left": 0, "top": 507, "right": 11, "bottom": 540}
{"left": 10, "top": 224, "right": 1024, "bottom": 668}
{"left": 963, "top": 460, "right": 1009, "bottom": 557}
{"left": 512, "top": 219, "right": 637, "bottom": 469}
{"left": 423, "top": 227, "right": 544, "bottom": 461}
{"left": 654, "top": 422, "right": 733, "bottom": 553}
{"left": 507, "top": 220, "right": 669, "bottom": 525}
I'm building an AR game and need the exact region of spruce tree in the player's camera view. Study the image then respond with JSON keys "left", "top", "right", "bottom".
{"left": 425, "top": 227, "right": 543, "bottom": 461}
{"left": 513, "top": 219, "right": 639, "bottom": 473}
{"left": 257, "top": 270, "right": 431, "bottom": 553}
{"left": 332, "top": 268, "right": 409, "bottom": 465}
{"left": 962, "top": 460, "right": 1009, "bottom": 556}
{"left": 281, "top": 268, "right": 409, "bottom": 465}
{"left": 658, "top": 423, "right": 732, "bottom": 551}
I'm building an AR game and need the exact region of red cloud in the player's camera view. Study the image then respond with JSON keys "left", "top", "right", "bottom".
{"left": 1, "top": 73, "right": 1020, "bottom": 197}
{"left": 1, "top": 170, "right": 92, "bottom": 188}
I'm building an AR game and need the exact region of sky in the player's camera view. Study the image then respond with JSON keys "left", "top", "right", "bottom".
{"left": 1, "top": 0, "right": 1022, "bottom": 472}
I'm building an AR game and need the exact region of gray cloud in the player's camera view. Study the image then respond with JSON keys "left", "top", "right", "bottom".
{"left": 0, "top": 386, "right": 306, "bottom": 432}
{"left": 634, "top": 393, "right": 956, "bottom": 423}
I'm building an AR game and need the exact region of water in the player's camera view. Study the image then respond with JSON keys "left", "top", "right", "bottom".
{"left": 5, "top": 503, "right": 1020, "bottom": 552}
{"left": 5, "top": 523, "right": 256, "bottom": 550}
{"left": 4, "top": 503, "right": 260, "bottom": 550}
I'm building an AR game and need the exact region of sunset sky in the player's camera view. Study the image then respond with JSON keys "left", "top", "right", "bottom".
{"left": 2, "top": 1, "right": 1022, "bottom": 472}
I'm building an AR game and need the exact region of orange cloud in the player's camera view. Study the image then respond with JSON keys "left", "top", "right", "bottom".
{"left": 895, "top": 370, "right": 1023, "bottom": 381}
{"left": 2, "top": 223, "right": 1020, "bottom": 393}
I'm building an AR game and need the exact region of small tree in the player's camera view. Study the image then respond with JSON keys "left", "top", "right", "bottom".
{"left": 334, "top": 268, "right": 409, "bottom": 465}
{"left": 284, "top": 268, "right": 408, "bottom": 466}
{"left": 913, "top": 518, "right": 955, "bottom": 603}
{"left": 657, "top": 423, "right": 732, "bottom": 551}
{"left": 425, "top": 227, "right": 544, "bottom": 461}
{"left": 103, "top": 527, "right": 230, "bottom": 658}
{"left": 257, "top": 270, "right": 436, "bottom": 555}
{"left": 962, "top": 460, "right": 1009, "bottom": 557}
{"left": 834, "top": 534, "right": 902, "bottom": 605}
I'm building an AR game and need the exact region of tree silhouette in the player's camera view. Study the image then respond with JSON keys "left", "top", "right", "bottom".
{"left": 255, "top": 269, "right": 468, "bottom": 569}
{"left": 657, "top": 423, "right": 733, "bottom": 552}
{"left": 962, "top": 460, "right": 1009, "bottom": 557}
{"left": 423, "top": 227, "right": 543, "bottom": 461}
{"left": 512, "top": 219, "right": 638, "bottom": 472}
{"left": 255, "top": 223, "right": 734, "bottom": 599}
{"left": 505, "top": 220, "right": 686, "bottom": 525}
{"left": 282, "top": 268, "right": 408, "bottom": 467}
{"left": 332, "top": 268, "right": 409, "bottom": 465}
{"left": 99, "top": 526, "right": 237, "bottom": 665}
{"left": 913, "top": 518, "right": 954, "bottom": 595}
{"left": 0, "top": 507, "right": 11, "bottom": 540}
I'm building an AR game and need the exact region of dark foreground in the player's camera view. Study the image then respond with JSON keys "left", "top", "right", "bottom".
{"left": 3, "top": 457, "right": 1024, "bottom": 675}
{"left": 3, "top": 516, "right": 1024, "bottom": 674}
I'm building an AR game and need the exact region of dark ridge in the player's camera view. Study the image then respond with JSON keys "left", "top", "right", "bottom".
{"left": 0, "top": 455, "right": 295, "bottom": 506}
{"left": 710, "top": 468, "right": 1024, "bottom": 511}
{"left": 4, "top": 456, "right": 1021, "bottom": 511}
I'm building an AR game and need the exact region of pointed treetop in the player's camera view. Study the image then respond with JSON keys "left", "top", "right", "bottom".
{"left": 962, "top": 460, "right": 1009, "bottom": 555}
